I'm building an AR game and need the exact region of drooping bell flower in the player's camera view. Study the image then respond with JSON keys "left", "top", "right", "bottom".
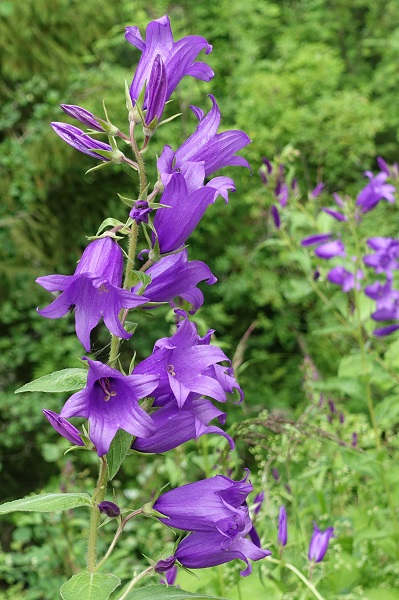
{"left": 308, "top": 523, "right": 334, "bottom": 562}
{"left": 50, "top": 123, "right": 123, "bottom": 163}
{"left": 133, "top": 311, "right": 235, "bottom": 408}
{"left": 132, "top": 394, "right": 234, "bottom": 453}
{"left": 131, "top": 249, "right": 216, "bottom": 313}
{"left": 363, "top": 237, "right": 399, "bottom": 275}
{"left": 157, "top": 95, "right": 250, "bottom": 193}
{"left": 126, "top": 15, "right": 213, "bottom": 107}
{"left": 60, "top": 357, "right": 159, "bottom": 456}
{"left": 37, "top": 237, "right": 149, "bottom": 351}
{"left": 42, "top": 410, "right": 84, "bottom": 446}
{"left": 278, "top": 506, "right": 287, "bottom": 547}
{"left": 356, "top": 171, "right": 395, "bottom": 213}
{"left": 327, "top": 266, "right": 363, "bottom": 292}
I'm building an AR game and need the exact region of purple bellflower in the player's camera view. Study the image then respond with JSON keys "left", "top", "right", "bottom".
{"left": 308, "top": 523, "right": 334, "bottom": 563}
{"left": 153, "top": 473, "right": 270, "bottom": 576}
{"left": 327, "top": 266, "right": 363, "bottom": 292}
{"left": 133, "top": 312, "right": 237, "bottom": 408}
{"left": 311, "top": 182, "right": 325, "bottom": 198}
{"left": 129, "top": 200, "right": 153, "bottom": 224}
{"left": 157, "top": 95, "right": 250, "bottom": 193}
{"left": 143, "top": 54, "right": 168, "bottom": 128}
{"left": 42, "top": 410, "right": 84, "bottom": 446}
{"left": 126, "top": 15, "right": 213, "bottom": 108}
{"left": 365, "top": 280, "right": 399, "bottom": 312}
{"left": 314, "top": 240, "right": 346, "bottom": 260}
{"left": 60, "top": 357, "right": 159, "bottom": 456}
{"left": 363, "top": 237, "right": 399, "bottom": 275}
{"left": 132, "top": 394, "right": 234, "bottom": 453}
{"left": 356, "top": 171, "right": 395, "bottom": 213}
{"left": 60, "top": 104, "right": 116, "bottom": 134}
{"left": 152, "top": 172, "right": 227, "bottom": 254}
{"left": 37, "top": 237, "right": 149, "bottom": 352}
{"left": 278, "top": 506, "right": 287, "bottom": 546}
{"left": 132, "top": 248, "right": 216, "bottom": 312}
{"left": 50, "top": 123, "right": 122, "bottom": 162}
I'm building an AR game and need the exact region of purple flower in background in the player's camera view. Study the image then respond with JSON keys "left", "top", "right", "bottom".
{"left": 37, "top": 237, "right": 148, "bottom": 351}
{"left": 132, "top": 248, "right": 216, "bottom": 313}
{"left": 314, "top": 240, "right": 346, "bottom": 260}
{"left": 311, "top": 182, "right": 325, "bottom": 198}
{"left": 126, "top": 15, "right": 213, "bottom": 107}
{"left": 374, "top": 324, "right": 399, "bottom": 337}
{"left": 363, "top": 237, "right": 399, "bottom": 275}
{"left": 272, "top": 468, "right": 280, "bottom": 482}
{"left": 301, "top": 233, "right": 333, "bottom": 247}
{"left": 132, "top": 394, "right": 234, "bottom": 453}
{"left": 278, "top": 506, "right": 287, "bottom": 546}
{"left": 154, "top": 473, "right": 270, "bottom": 576}
{"left": 377, "top": 156, "right": 390, "bottom": 176}
{"left": 60, "top": 357, "right": 159, "bottom": 456}
{"left": 308, "top": 523, "right": 334, "bottom": 562}
{"left": 42, "top": 410, "right": 84, "bottom": 446}
{"left": 322, "top": 207, "right": 347, "bottom": 222}
{"left": 271, "top": 205, "right": 281, "bottom": 228}
{"left": 327, "top": 266, "right": 363, "bottom": 292}
{"left": 98, "top": 501, "right": 120, "bottom": 517}
{"left": 365, "top": 280, "right": 399, "bottom": 311}
{"left": 356, "top": 172, "right": 395, "bottom": 213}
{"left": 351, "top": 432, "right": 358, "bottom": 447}
{"left": 157, "top": 95, "right": 250, "bottom": 192}
{"left": 133, "top": 312, "right": 233, "bottom": 408}
{"left": 252, "top": 491, "right": 265, "bottom": 516}
{"left": 51, "top": 123, "right": 119, "bottom": 162}
{"left": 275, "top": 181, "right": 289, "bottom": 207}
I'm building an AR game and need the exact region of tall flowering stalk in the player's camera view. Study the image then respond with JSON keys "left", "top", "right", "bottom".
{"left": 1, "top": 15, "right": 270, "bottom": 599}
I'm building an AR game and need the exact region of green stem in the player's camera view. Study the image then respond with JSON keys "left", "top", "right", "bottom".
{"left": 87, "top": 457, "right": 108, "bottom": 572}
{"left": 267, "top": 557, "right": 324, "bottom": 600}
{"left": 95, "top": 508, "right": 143, "bottom": 572}
{"left": 129, "top": 121, "right": 147, "bottom": 195}
{"left": 117, "top": 566, "right": 154, "bottom": 600}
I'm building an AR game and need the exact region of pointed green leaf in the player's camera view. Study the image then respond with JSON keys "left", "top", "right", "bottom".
{"left": 60, "top": 572, "right": 120, "bottom": 600}
{"left": 96, "top": 218, "right": 126, "bottom": 236}
{"left": 0, "top": 493, "right": 92, "bottom": 514}
{"left": 15, "top": 368, "right": 87, "bottom": 393}
{"left": 107, "top": 429, "right": 134, "bottom": 480}
{"left": 123, "top": 585, "right": 228, "bottom": 600}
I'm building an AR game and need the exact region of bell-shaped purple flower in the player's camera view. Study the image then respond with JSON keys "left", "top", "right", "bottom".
{"left": 314, "top": 240, "right": 346, "bottom": 260}
{"left": 158, "top": 95, "right": 250, "bottom": 192}
{"left": 37, "top": 237, "right": 148, "bottom": 351}
{"left": 50, "top": 123, "right": 119, "bottom": 162}
{"left": 132, "top": 394, "right": 234, "bottom": 453}
{"left": 308, "top": 523, "right": 334, "bottom": 562}
{"left": 363, "top": 237, "right": 399, "bottom": 275}
{"left": 365, "top": 280, "right": 399, "bottom": 311}
{"left": 356, "top": 171, "right": 395, "bottom": 213}
{"left": 132, "top": 249, "right": 216, "bottom": 313}
{"left": 60, "top": 357, "right": 159, "bottom": 456}
{"left": 133, "top": 312, "right": 234, "bottom": 408}
{"left": 153, "top": 173, "right": 218, "bottom": 254}
{"left": 278, "top": 506, "right": 287, "bottom": 546}
{"left": 126, "top": 15, "right": 213, "bottom": 107}
{"left": 42, "top": 410, "right": 84, "bottom": 446}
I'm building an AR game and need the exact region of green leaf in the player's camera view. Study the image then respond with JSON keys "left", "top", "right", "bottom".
{"left": 107, "top": 429, "right": 134, "bottom": 480}
{"left": 96, "top": 218, "right": 126, "bottom": 236}
{"left": 126, "top": 270, "right": 152, "bottom": 289}
{"left": 123, "top": 585, "right": 228, "bottom": 600}
{"left": 60, "top": 572, "right": 120, "bottom": 600}
{"left": 15, "top": 368, "right": 87, "bottom": 393}
{"left": 0, "top": 493, "right": 92, "bottom": 514}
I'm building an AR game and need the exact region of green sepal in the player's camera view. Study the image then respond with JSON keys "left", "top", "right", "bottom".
{"left": 118, "top": 193, "right": 135, "bottom": 207}
{"left": 15, "top": 368, "right": 88, "bottom": 394}
{"left": 128, "top": 351, "right": 137, "bottom": 375}
{"left": 126, "top": 270, "right": 152, "bottom": 290}
{"left": 95, "top": 218, "right": 130, "bottom": 236}
{"left": 85, "top": 162, "right": 110, "bottom": 175}
{"left": 124, "top": 321, "right": 138, "bottom": 334}
{"left": 158, "top": 112, "right": 183, "bottom": 127}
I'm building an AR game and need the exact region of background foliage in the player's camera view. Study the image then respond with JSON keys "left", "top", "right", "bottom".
{"left": 1, "top": 0, "right": 399, "bottom": 598}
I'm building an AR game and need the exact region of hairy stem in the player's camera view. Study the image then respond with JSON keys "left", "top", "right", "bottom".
{"left": 87, "top": 457, "right": 108, "bottom": 572}
{"left": 117, "top": 566, "right": 154, "bottom": 600}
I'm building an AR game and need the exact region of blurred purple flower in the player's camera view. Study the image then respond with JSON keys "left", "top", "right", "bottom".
{"left": 253, "top": 491, "right": 265, "bottom": 516}
{"left": 271, "top": 205, "right": 281, "bottom": 228}
{"left": 278, "top": 506, "right": 287, "bottom": 546}
{"left": 60, "top": 357, "right": 159, "bottom": 456}
{"left": 356, "top": 172, "right": 395, "bottom": 213}
{"left": 311, "top": 182, "right": 325, "bottom": 198}
{"left": 327, "top": 266, "right": 363, "bottom": 292}
{"left": 314, "top": 240, "right": 346, "bottom": 260}
{"left": 308, "top": 523, "right": 334, "bottom": 562}
{"left": 301, "top": 233, "right": 333, "bottom": 247}
{"left": 363, "top": 237, "right": 399, "bottom": 275}
{"left": 377, "top": 157, "right": 390, "bottom": 176}
{"left": 322, "top": 207, "right": 347, "bottom": 222}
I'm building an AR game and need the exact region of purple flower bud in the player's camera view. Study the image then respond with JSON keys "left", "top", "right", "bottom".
{"left": 42, "top": 410, "right": 84, "bottom": 446}
{"left": 377, "top": 156, "right": 390, "bottom": 176}
{"left": 351, "top": 432, "right": 358, "bottom": 447}
{"left": 308, "top": 523, "right": 334, "bottom": 562}
{"left": 155, "top": 556, "right": 176, "bottom": 573}
{"left": 322, "top": 207, "right": 347, "bottom": 222}
{"left": 144, "top": 55, "right": 168, "bottom": 128}
{"left": 333, "top": 193, "right": 344, "bottom": 207}
{"left": 311, "top": 182, "right": 325, "bottom": 198}
{"left": 272, "top": 468, "right": 280, "bottom": 482}
{"left": 262, "top": 157, "right": 273, "bottom": 174}
{"left": 301, "top": 233, "right": 333, "bottom": 247}
{"left": 328, "top": 400, "right": 336, "bottom": 413}
{"left": 278, "top": 506, "right": 287, "bottom": 546}
{"left": 313, "top": 268, "right": 320, "bottom": 281}
{"left": 98, "top": 501, "right": 120, "bottom": 517}
{"left": 60, "top": 104, "right": 108, "bottom": 133}
{"left": 339, "top": 412, "right": 345, "bottom": 424}
{"left": 373, "top": 324, "right": 399, "bottom": 337}
{"left": 50, "top": 123, "right": 116, "bottom": 161}
{"left": 275, "top": 182, "right": 288, "bottom": 207}
{"left": 129, "top": 200, "right": 153, "bottom": 224}
{"left": 271, "top": 205, "right": 280, "bottom": 228}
